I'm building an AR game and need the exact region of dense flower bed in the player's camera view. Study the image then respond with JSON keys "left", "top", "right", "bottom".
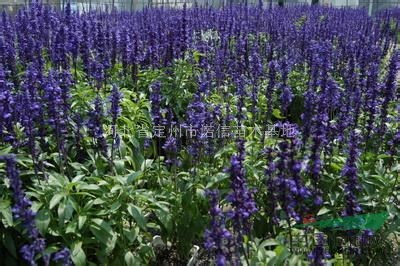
{"left": 0, "top": 2, "right": 399, "bottom": 265}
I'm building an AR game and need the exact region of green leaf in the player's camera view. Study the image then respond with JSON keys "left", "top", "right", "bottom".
{"left": 206, "top": 173, "right": 229, "bottom": 188}
{"left": 109, "top": 202, "right": 122, "bottom": 213}
{"left": 0, "top": 208, "right": 13, "bottom": 226}
{"left": 58, "top": 201, "right": 66, "bottom": 223}
{"left": 124, "top": 251, "right": 135, "bottom": 266}
{"left": 66, "top": 221, "right": 77, "bottom": 234}
{"left": 49, "top": 194, "right": 64, "bottom": 210}
{"left": 106, "top": 233, "right": 118, "bottom": 255}
{"left": 78, "top": 215, "right": 87, "bottom": 230}
{"left": 63, "top": 199, "right": 74, "bottom": 222}
{"left": 272, "top": 108, "right": 285, "bottom": 119}
{"left": 92, "top": 198, "right": 106, "bottom": 205}
{"left": 260, "top": 239, "right": 280, "bottom": 247}
{"left": 0, "top": 199, "right": 11, "bottom": 209}
{"left": 91, "top": 218, "right": 117, "bottom": 254}
{"left": 114, "top": 160, "right": 125, "bottom": 175}
{"left": 126, "top": 171, "right": 142, "bottom": 184}
{"left": 2, "top": 231, "right": 17, "bottom": 258}
{"left": 317, "top": 207, "right": 331, "bottom": 216}
{"left": 90, "top": 225, "right": 111, "bottom": 244}
{"left": 192, "top": 51, "right": 204, "bottom": 63}
{"left": 0, "top": 146, "right": 13, "bottom": 155}
{"left": 329, "top": 162, "right": 342, "bottom": 172}
{"left": 71, "top": 242, "right": 86, "bottom": 266}
{"left": 123, "top": 227, "right": 139, "bottom": 243}
{"left": 127, "top": 204, "right": 147, "bottom": 231}
{"left": 154, "top": 209, "right": 172, "bottom": 233}
{"left": 36, "top": 209, "right": 50, "bottom": 235}
{"left": 72, "top": 174, "right": 86, "bottom": 182}
{"left": 138, "top": 244, "right": 153, "bottom": 256}
{"left": 288, "top": 254, "right": 302, "bottom": 265}
{"left": 110, "top": 184, "right": 123, "bottom": 193}
{"left": 79, "top": 184, "right": 100, "bottom": 191}
{"left": 43, "top": 245, "right": 60, "bottom": 257}
{"left": 132, "top": 152, "right": 145, "bottom": 170}
{"left": 0, "top": 199, "right": 13, "bottom": 226}
{"left": 89, "top": 219, "right": 116, "bottom": 252}
{"left": 92, "top": 218, "right": 114, "bottom": 232}
{"left": 269, "top": 245, "right": 290, "bottom": 266}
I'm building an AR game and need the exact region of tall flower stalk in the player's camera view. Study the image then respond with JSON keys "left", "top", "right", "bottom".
{"left": 308, "top": 233, "right": 331, "bottom": 266}
{"left": 0, "top": 155, "right": 47, "bottom": 266}
{"left": 109, "top": 85, "right": 122, "bottom": 161}
{"left": 87, "top": 96, "right": 107, "bottom": 156}
{"left": 204, "top": 190, "right": 233, "bottom": 266}
{"left": 226, "top": 139, "right": 257, "bottom": 262}
{"left": 342, "top": 130, "right": 362, "bottom": 216}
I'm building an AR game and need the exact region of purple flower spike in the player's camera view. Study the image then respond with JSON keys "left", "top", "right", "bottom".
{"left": 0, "top": 155, "right": 47, "bottom": 266}
{"left": 308, "top": 233, "right": 331, "bottom": 266}
{"left": 204, "top": 190, "right": 233, "bottom": 266}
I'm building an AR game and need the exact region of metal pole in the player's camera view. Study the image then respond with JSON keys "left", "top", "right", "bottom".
{"left": 368, "top": 0, "right": 373, "bottom": 16}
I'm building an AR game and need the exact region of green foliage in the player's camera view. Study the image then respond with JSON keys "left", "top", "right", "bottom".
{"left": 0, "top": 46, "right": 399, "bottom": 265}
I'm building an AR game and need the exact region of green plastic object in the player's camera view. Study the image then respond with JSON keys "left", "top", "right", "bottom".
{"left": 296, "top": 212, "right": 389, "bottom": 231}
